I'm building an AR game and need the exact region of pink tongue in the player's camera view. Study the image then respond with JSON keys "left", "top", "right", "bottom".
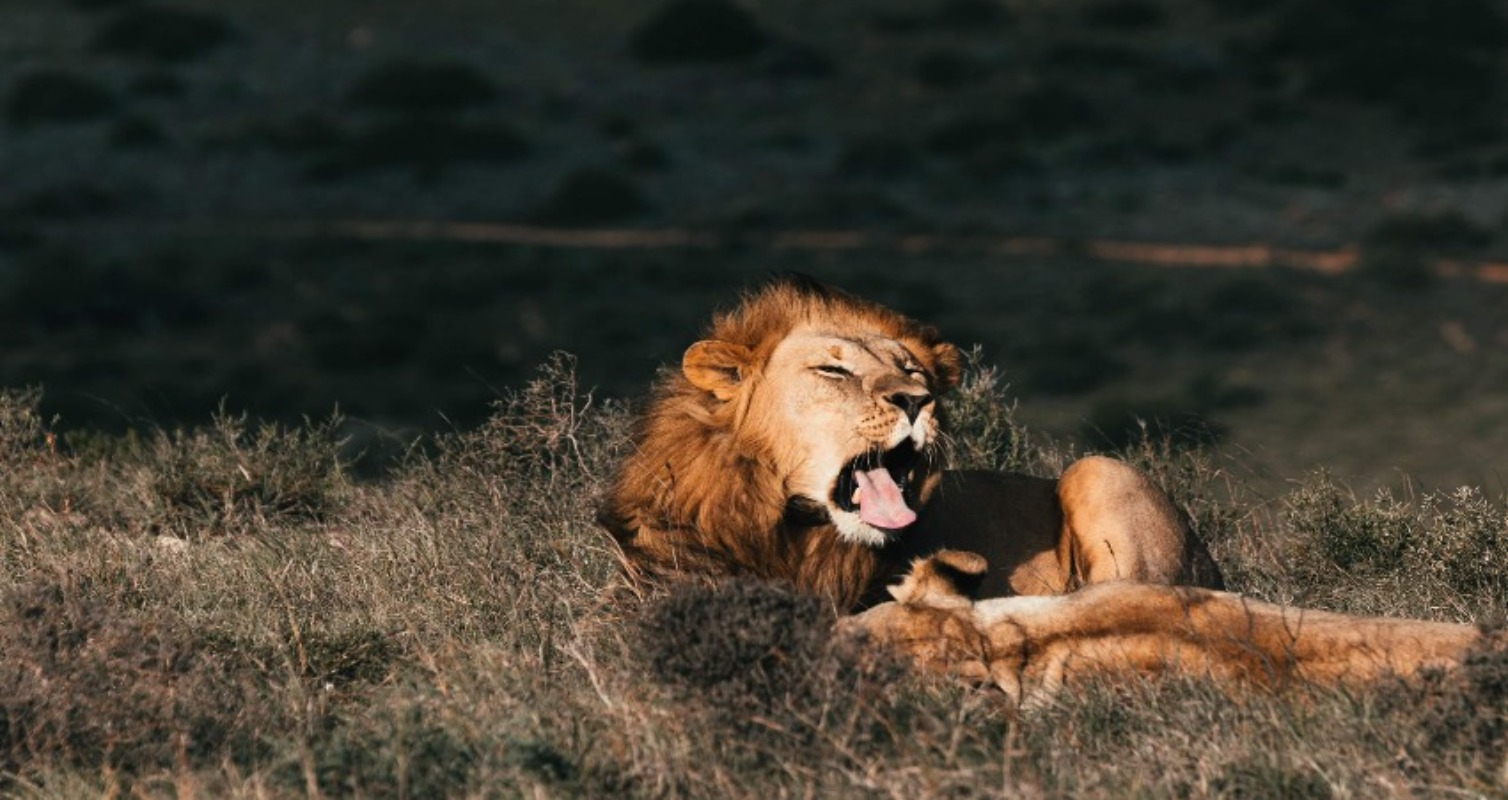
{"left": 853, "top": 467, "right": 917, "bottom": 530}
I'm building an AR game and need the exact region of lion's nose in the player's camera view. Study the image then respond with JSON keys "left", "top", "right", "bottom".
{"left": 886, "top": 390, "right": 933, "bottom": 424}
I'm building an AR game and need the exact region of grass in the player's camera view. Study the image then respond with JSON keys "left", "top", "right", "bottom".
{"left": 1, "top": 351, "right": 1505, "bottom": 797}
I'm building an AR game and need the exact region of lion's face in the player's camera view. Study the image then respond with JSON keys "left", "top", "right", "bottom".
{"left": 684, "top": 323, "right": 955, "bottom": 547}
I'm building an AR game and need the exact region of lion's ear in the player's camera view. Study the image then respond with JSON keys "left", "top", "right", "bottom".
{"left": 888, "top": 549, "right": 987, "bottom": 606}
{"left": 931, "top": 342, "right": 962, "bottom": 393}
{"left": 683, "top": 340, "right": 754, "bottom": 400}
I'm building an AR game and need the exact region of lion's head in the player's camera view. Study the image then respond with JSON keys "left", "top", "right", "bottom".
{"left": 603, "top": 276, "right": 960, "bottom": 604}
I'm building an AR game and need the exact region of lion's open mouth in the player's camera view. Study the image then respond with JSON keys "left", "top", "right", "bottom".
{"left": 832, "top": 440, "right": 925, "bottom": 531}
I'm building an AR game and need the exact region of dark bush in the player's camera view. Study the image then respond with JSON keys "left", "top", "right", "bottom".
{"left": 1379, "top": 633, "right": 1508, "bottom": 782}
{"left": 531, "top": 168, "right": 649, "bottom": 226}
{"left": 1082, "top": 0, "right": 1166, "bottom": 29}
{"left": 1046, "top": 41, "right": 1154, "bottom": 71}
{"left": 312, "top": 704, "right": 477, "bottom": 798}
{"left": 1355, "top": 248, "right": 1437, "bottom": 292}
{"left": 926, "top": 113, "right": 1019, "bottom": 156}
{"left": 837, "top": 136, "right": 919, "bottom": 177}
{"left": 1364, "top": 209, "right": 1493, "bottom": 251}
{"left": 1285, "top": 475, "right": 1413, "bottom": 576}
{"left": 6, "top": 70, "right": 117, "bottom": 127}
{"left": 764, "top": 41, "right": 836, "bottom": 79}
{"left": 617, "top": 139, "right": 670, "bottom": 170}
{"left": 13, "top": 182, "right": 122, "bottom": 220}
{"left": 90, "top": 5, "right": 236, "bottom": 62}
{"left": 637, "top": 579, "right": 919, "bottom": 767}
{"left": 629, "top": 0, "right": 771, "bottom": 65}
{"left": 303, "top": 117, "right": 529, "bottom": 181}
{"left": 1017, "top": 84, "right": 1101, "bottom": 140}
{"left": 640, "top": 580, "right": 831, "bottom": 708}
{"left": 258, "top": 112, "right": 348, "bottom": 154}
{"left": 346, "top": 59, "right": 500, "bottom": 113}
{"left": 872, "top": 0, "right": 1011, "bottom": 34}
{"left": 1262, "top": 0, "right": 1507, "bottom": 117}
{"left": 109, "top": 113, "right": 169, "bottom": 148}
{"left": 126, "top": 69, "right": 186, "bottom": 97}
{"left": 914, "top": 49, "right": 990, "bottom": 88}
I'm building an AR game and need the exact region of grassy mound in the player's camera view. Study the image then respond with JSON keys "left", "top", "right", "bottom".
{"left": 1, "top": 351, "right": 1505, "bottom": 796}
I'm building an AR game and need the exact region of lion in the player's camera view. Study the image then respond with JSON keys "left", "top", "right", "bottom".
{"left": 601, "top": 275, "right": 1221, "bottom": 610}
{"left": 840, "top": 550, "right": 1483, "bottom": 706}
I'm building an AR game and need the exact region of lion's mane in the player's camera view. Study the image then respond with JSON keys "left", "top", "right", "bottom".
{"left": 600, "top": 277, "right": 960, "bottom": 608}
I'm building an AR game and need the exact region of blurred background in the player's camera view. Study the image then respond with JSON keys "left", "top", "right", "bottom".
{"left": 3, "top": 0, "right": 1506, "bottom": 492}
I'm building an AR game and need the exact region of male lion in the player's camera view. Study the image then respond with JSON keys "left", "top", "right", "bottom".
{"left": 601, "top": 276, "right": 1220, "bottom": 610}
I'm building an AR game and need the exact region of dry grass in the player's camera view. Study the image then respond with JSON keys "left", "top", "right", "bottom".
{"left": 1, "top": 354, "right": 1505, "bottom": 797}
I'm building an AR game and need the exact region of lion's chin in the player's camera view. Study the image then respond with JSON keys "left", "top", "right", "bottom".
{"left": 831, "top": 509, "right": 903, "bottom": 547}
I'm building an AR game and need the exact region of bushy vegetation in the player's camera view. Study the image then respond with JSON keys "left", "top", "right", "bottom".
{"left": 629, "top": 0, "right": 771, "bottom": 65}
{"left": 5, "top": 70, "right": 117, "bottom": 127}
{"left": 89, "top": 5, "right": 236, "bottom": 63}
{"left": 1, "top": 350, "right": 1504, "bottom": 796}
{"left": 345, "top": 59, "right": 500, "bottom": 114}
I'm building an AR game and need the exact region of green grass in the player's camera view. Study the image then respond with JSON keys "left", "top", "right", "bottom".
{"left": 2, "top": 354, "right": 1504, "bottom": 797}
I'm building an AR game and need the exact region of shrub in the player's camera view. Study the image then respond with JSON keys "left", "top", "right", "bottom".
{"left": 345, "top": 59, "right": 499, "bottom": 113}
{"left": 1410, "top": 486, "right": 1508, "bottom": 602}
{"left": 1262, "top": 0, "right": 1507, "bottom": 117}
{"left": 90, "top": 5, "right": 236, "bottom": 62}
{"left": 837, "top": 135, "right": 918, "bottom": 177}
{"left": 302, "top": 117, "right": 529, "bottom": 181}
{"left": 1082, "top": 0, "right": 1166, "bottom": 30}
{"left": 629, "top": 0, "right": 770, "bottom": 65}
{"left": 109, "top": 113, "right": 168, "bottom": 148}
{"left": 635, "top": 579, "right": 954, "bottom": 776}
{"left": 764, "top": 41, "right": 836, "bottom": 79}
{"left": 13, "top": 181, "right": 122, "bottom": 219}
{"left": 143, "top": 408, "right": 348, "bottom": 537}
{"left": 126, "top": 69, "right": 186, "bottom": 97}
{"left": 530, "top": 168, "right": 649, "bottom": 226}
{"left": 1016, "top": 84, "right": 1101, "bottom": 141}
{"left": 871, "top": 0, "right": 1012, "bottom": 35}
{"left": 926, "top": 113, "right": 1019, "bottom": 156}
{"left": 1364, "top": 209, "right": 1493, "bottom": 251}
{"left": 1355, "top": 247, "right": 1436, "bottom": 291}
{"left": 6, "top": 70, "right": 117, "bottom": 127}
{"left": 1270, "top": 475, "right": 1508, "bottom": 614}
{"left": 914, "top": 49, "right": 990, "bottom": 88}
{"left": 944, "top": 346, "right": 1041, "bottom": 473}
{"left": 1285, "top": 475, "right": 1414, "bottom": 577}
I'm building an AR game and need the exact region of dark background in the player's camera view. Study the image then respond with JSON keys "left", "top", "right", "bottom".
{"left": 3, "top": 0, "right": 1507, "bottom": 491}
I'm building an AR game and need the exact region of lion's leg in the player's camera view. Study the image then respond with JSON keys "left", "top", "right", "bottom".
{"left": 1056, "top": 455, "right": 1191, "bottom": 586}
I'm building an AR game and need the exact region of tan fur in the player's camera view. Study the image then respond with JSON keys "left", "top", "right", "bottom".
{"left": 842, "top": 552, "right": 1482, "bottom": 705}
{"left": 600, "top": 277, "right": 1215, "bottom": 610}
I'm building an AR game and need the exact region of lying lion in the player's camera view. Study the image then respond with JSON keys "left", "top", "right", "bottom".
{"left": 602, "top": 275, "right": 1219, "bottom": 610}
{"left": 841, "top": 551, "right": 1483, "bottom": 705}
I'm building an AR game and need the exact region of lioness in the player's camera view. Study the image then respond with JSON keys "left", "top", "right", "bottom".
{"left": 842, "top": 550, "right": 1481, "bottom": 703}
{"left": 601, "top": 275, "right": 1220, "bottom": 610}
